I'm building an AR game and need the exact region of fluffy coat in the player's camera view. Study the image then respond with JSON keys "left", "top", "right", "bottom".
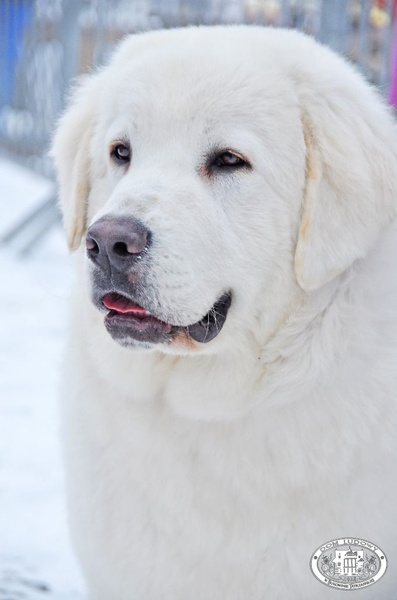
{"left": 52, "top": 26, "right": 397, "bottom": 599}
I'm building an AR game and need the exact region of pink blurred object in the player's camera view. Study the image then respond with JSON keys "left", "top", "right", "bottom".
{"left": 389, "top": 1, "right": 397, "bottom": 107}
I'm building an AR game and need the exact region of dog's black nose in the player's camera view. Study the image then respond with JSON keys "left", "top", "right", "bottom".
{"left": 86, "top": 216, "right": 151, "bottom": 272}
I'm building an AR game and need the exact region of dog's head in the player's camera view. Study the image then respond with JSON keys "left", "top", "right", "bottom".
{"left": 52, "top": 26, "right": 397, "bottom": 354}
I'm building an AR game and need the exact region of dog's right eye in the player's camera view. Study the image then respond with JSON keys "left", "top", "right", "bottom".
{"left": 110, "top": 143, "right": 131, "bottom": 165}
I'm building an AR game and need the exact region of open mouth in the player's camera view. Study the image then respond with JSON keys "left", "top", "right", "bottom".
{"left": 102, "top": 291, "right": 232, "bottom": 345}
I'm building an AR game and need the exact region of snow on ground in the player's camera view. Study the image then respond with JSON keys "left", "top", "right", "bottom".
{"left": 0, "top": 158, "right": 84, "bottom": 599}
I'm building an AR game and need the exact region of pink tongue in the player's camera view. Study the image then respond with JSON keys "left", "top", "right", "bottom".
{"left": 103, "top": 293, "right": 151, "bottom": 316}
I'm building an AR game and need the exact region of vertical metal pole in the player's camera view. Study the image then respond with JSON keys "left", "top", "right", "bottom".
{"left": 59, "top": 0, "right": 81, "bottom": 106}
{"left": 358, "top": 0, "right": 371, "bottom": 78}
{"left": 279, "top": 0, "right": 292, "bottom": 28}
{"left": 319, "top": 0, "right": 350, "bottom": 54}
{"left": 389, "top": 3, "right": 397, "bottom": 106}
{"left": 378, "top": 0, "right": 393, "bottom": 91}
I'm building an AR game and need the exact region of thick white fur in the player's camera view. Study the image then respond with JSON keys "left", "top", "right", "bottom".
{"left": 52, "top": 26, "right": 397, "bottom": 599}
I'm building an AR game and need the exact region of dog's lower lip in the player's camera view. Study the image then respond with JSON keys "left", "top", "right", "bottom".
{"left": 106, "top": 310, "right": 173, "bottom": 331}
{"left": 100, "top": 291, "right": 232, "bottom": 344}
{"left": 102, "top": 292, "right": 173, "bottom": 338}
{"left": 186, "top": 292, "right": 232, "bottom": 343}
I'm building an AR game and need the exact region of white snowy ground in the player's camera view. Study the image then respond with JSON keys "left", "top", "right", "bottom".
{"left": 0, "top": 158, "right": 84, "bottom": 599}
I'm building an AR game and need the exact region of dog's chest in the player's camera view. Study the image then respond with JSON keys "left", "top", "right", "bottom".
{"left": 63, "top": 353, "right": 397, "bottom": 599}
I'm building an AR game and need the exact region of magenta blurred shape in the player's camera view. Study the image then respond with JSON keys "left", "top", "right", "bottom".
{"left": 389, "top": 4, "right": 397, "bottom": 107}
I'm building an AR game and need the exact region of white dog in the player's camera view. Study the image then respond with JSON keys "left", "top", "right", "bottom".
{"left": 52, "top": 26, "right": 397, "bottom": 599}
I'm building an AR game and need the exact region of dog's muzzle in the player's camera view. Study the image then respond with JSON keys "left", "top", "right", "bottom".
{"left": 86, "top": 216, "right": 232, "bottom": 346}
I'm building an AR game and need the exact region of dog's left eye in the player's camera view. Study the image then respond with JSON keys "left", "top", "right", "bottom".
{"left": 215, "top": 152, "right": 243, "bottom": 167}
{"left": 209, "top": 151, "right": 250, "bottom": 172}
{"left": 110, "top": 143, "right": 131, "bottom": 164}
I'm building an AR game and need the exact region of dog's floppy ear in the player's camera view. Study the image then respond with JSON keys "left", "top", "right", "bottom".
{"left": 294, "top": 54, "right": 397, "bottom": 292}
{"left": 51, "top": 74, "right": 101, "bottom": 251}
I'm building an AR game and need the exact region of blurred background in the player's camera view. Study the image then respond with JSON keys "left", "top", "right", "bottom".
{"left": 0, "top": 1, "right": 396, "bottom": 598}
